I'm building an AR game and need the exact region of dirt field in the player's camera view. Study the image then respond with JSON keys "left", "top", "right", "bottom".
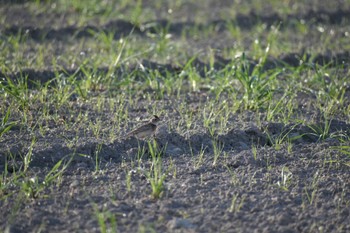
{"left": 1, "top": 1, "right": 350, "bottom": 232}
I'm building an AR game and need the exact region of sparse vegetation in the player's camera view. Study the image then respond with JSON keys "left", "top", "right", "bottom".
{"left": 1, "top": 0, "right": 350, "bottom": 232}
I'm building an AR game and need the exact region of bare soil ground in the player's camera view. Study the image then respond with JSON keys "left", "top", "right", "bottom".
{"left": 1, "top": 1, "right": 350, "bottom": 233}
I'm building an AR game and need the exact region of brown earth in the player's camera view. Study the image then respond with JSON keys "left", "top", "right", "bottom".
{"left": 1, "top": 1, "right": 350, "bottom": 233}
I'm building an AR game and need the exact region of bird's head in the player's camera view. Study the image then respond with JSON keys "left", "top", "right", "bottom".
{"left": 151, "top": 115, "right": 161, "bottom": 124}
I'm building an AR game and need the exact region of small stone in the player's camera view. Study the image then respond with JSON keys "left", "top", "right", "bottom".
{"left": 69, "top": 180, "right": 79, "bottom": 188}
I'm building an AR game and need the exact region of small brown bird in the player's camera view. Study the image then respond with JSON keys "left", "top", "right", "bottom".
{"left": 126, "top": 115, "right": 161, "bottom": 139}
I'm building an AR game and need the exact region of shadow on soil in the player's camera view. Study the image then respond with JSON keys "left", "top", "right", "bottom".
{"left": 3, "top": 9, "right": 350, "bottom": 40}
{"left": 2, "top": 119, "right": 350, "bottom": 173}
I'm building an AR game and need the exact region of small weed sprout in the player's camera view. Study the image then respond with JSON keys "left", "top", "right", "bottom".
{"left": 22, "top": 155, "right": 74, "bottom": 199}
{"left": 306, "top": 117, "right": 333, "bottom": 141}
{"left": 252, "top": 144, "right": 258, "bottom": 160}
{"left": 229, "top": 194, "right": 246, "bottom": 213}
{"left": 146, "top": 140, "right": 167, "bottom": 199}
{"left": 93, "top": 144, "right": 103, "bottom": 173}
{"left": 303, "top": 170, "right": 320, "bottom": 207}
{"left": 93, "top": 203, "right": 118, "bottom": 233}
{"left": 194, "top": 145, "right": 207, "bottom": 169}
{"left": 23, "top": 137, "right": 37, "bottom": 172}
{"left": 126, "top": 170, "right": 132, "bottom": 193}
{"left": 233, "top": 54, "right": 279, "bottom": 110}
{"left": 137, "top": 142, "right": 147, "bottom": 166}
{"left": 190, "top": 142, "right": 205, "bottom": 169}
{"left": 264, "top": 124, "right": 299, "bottom": 151}
{"left": 0, "top": 105, "right": 17, "bottom": 138}
{"left": 276, "top": 166, "right": 293, "bottom": 191}
{"left": 212, "top": 139, "right": 224, "bottom": 166}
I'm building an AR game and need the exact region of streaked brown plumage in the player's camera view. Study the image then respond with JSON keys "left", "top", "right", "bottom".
{"left": 126, "top": 115, "right": 160, "bottom": 139}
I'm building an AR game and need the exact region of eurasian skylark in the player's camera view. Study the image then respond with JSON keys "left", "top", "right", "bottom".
{"left": 126, "top": 115, "right": 161, "bottom": 139}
